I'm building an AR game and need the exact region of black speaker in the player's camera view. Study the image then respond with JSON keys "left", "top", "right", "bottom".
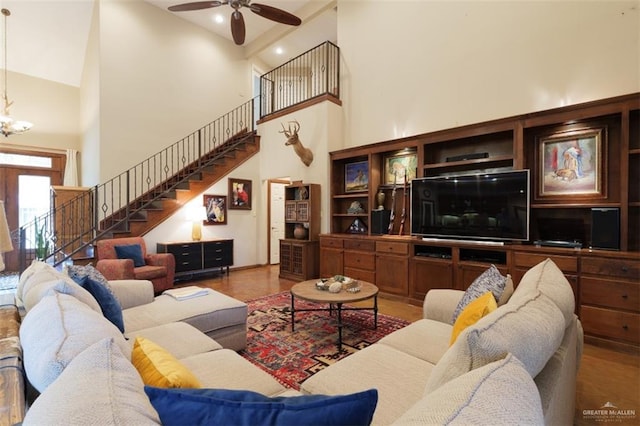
{"left": 371, "top": 210, "right": 391, "bottom": 235}
{"left": 591, "top": 208, "right": 620, "bottom": 250}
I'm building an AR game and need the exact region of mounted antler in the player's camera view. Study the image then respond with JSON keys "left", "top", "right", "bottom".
{"left": 279, "top": 120, "right": 313, "bottom": 166}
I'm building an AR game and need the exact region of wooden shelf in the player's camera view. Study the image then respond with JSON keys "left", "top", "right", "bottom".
{"left": 423, "top": 154, "right": 513, "bottom": 171}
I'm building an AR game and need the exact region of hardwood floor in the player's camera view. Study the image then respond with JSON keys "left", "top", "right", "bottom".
{"left": 185, "top": 265, "right": 639, "bottom": 425}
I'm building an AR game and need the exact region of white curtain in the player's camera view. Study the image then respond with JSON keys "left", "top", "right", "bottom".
{"left": 0, "top": 201, "right": 13, "bottom": 271}
{"left": 63, "top": 149, "right": 79, "bottom": 186}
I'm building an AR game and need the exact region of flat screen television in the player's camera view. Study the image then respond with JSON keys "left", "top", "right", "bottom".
{"left": 410, "top": 170, "right": 530, "bottom": 242}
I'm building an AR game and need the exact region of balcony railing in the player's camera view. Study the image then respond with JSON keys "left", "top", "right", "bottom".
{"left": 260, "top": 41, "right": 339, "bottom": 117}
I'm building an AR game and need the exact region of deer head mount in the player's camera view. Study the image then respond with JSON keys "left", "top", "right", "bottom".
{"left": 279, "top": 120, "right": 313, "bottom": 167}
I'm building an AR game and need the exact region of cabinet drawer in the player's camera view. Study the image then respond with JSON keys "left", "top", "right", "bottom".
{"left": 320, "top": 238, "right": 343, "bottom": 248}
{"left": 376, "top": 241, "right": 408, "bottom": 255}
{"left": 162, "top": 243, "right": 202, "bottom": 257}
{"left": 344, "top": 251, "right": 375, "bottom": 270}
{"left": 344, "top": 239, "right": 375, "bottom": 252}
{"left": 343, "top": 267, "right": 375, "bottom": 284}
{"left": 175, "top": 253, "right": 202, "bottom": 272}
{"left": 513, "top": 252, "right": 577, "bottom": 273}
{"left": 581, "top": 277, "right": 640, "bottom": 312}
{"left": 581, "top": 258, "right": 640, "bottom": 280}
{"left": 580, "top": 305, "right": 640, "bottom": 345}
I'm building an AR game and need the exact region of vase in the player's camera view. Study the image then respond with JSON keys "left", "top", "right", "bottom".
{"left": 293, "top": 224, "right": 308, "bottom": 240}
{"left": 376, "top": 190, "right": 385, "bottom": 210}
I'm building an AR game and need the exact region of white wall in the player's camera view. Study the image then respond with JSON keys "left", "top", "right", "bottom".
{"left": 97, "top": 0, "right": 252, "bottom": 182}
{"left": 338, "top": 0, "right": 640, "bottom": 147}
{"left": 144, "top": 154, "right": 262, "bottom": 267}
{"left": 0, "top": 71, "right": 80, "bottom": 152}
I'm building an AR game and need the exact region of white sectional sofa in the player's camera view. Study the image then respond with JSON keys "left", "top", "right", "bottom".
{"left": 8, "top": 258, "right": 582, "bottom": 425}
{"left": 301, "top": 258, "right": 584, "bottom": 425}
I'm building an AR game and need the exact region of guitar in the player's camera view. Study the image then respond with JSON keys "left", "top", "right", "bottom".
{"left": 398, "top": 174, "right": 408, "bottom": 235}
{"left": 387, "top": 172, "right": 397, "bottom": 234}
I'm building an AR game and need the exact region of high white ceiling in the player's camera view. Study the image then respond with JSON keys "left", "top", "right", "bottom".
{"left": 0, "top": 0, "right": 336, "bottom": 88}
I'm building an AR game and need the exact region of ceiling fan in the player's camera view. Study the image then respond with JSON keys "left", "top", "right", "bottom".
{"left": 168, "top": 0, "right": 302, "bottom": 46}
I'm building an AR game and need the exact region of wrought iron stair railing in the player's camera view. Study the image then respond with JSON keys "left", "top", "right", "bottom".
{"left": 14, "top": 99, "right": 257, "bottom": 271}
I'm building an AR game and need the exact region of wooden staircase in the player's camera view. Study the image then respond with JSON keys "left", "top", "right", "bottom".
{"left": 104, "top": 133, "right": 260, "bottom": 239}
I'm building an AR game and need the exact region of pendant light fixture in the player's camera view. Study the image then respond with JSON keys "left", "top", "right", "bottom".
{"left": 0, "top": 8, "right": 32, "bottom": 137}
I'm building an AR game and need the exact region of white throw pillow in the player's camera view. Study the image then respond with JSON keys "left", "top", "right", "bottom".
{"left": 20, "top": 292, "right": 131, "bottom": 392}
{"left": 22, "top": 278, "right": 102, "bottom": 313}
{"left": 24, "top": 338, "right": 161, "bottom": 425}
{"left": 393, "top": 354, "right": 544, "bottom": 425}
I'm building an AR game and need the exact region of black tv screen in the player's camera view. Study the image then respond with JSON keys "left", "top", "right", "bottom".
{"left": 410, "top": 170, "right": 530, "bottom": 242}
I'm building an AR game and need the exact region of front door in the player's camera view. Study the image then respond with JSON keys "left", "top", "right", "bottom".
{"left": 0, "top": 150, "right": 65, "bottom": 271}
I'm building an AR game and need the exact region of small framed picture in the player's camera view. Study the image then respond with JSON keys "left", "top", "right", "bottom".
{"left": 229, "top": 178, "right": 252, "bottom": 210}
{"left": 535, "top": 127, "right": 606, "bottom": 200}
{"left": 384, "top": 152, "right": 417, "bottom": 185}
{"left": 345, "top": 161, "right": 369, "bottom": 193}
{"left": 203, "top": 195, "right": 227, "bottom": 225}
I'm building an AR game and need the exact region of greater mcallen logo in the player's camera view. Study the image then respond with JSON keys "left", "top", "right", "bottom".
{"left": 583, "top": 402, "right": 636, "bottom": 422}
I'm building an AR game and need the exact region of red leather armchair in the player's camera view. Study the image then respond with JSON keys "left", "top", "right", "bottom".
{"left": 95, "top": 237, "right": 175, "bottom": 294}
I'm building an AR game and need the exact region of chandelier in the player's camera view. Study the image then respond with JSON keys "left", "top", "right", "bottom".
{"left": 0, "top": 8, "right": 32, "bottom": 137}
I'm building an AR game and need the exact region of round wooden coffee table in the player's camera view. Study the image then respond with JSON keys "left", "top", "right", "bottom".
{"left": 290, "top": 279, "right": 379, "bottom": 351}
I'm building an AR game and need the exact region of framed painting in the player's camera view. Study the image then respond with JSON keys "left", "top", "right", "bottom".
{"left": 203, "top": 195, "right": 227, "bottom": 225}
{"left": 536, "top": 127, "right": 606, "bottom": 200}
{"left": 229, "top": 178, "right": 252, "bottom": 210}
{"left": 384, "top": 152, "right": 418, "bottom": 185}
{"left": 345, "top": 161, "right": 369, "bottom": 193}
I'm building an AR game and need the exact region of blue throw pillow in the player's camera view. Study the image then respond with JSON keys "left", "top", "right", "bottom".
{"left": 114, "top": 244, "right": 145, "bottom": 267}
{"left": 144, "top": 387, "right": 378, "bottom": 426}
{"left": 67, "top": 265, "right": 125, "bottom": 333}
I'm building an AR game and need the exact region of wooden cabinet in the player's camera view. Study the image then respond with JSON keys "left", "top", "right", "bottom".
{"left": 279, "top": 182, "right": 320, "bottom": 281}
{"left": 279, "top": 240, "right": 319, "bottom": 281}
{"left": 580, "top": 252, "right": 640, "bottom": 351}
{"left": 157, "top": 239, "right": 233, "bottom": 280}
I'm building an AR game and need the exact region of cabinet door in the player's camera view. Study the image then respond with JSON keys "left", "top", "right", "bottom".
{"left": 376, "top": 254, "right": 408, "bottom": 296}
{"left": 410, "top": 259, "right": 453, "bottom": 301}
{"left": 457, "top": 264, "right": 510, "bottom": 291}
{"left": 320, "top": 247, "right": 343, "bottom": 277}
{"left": 280, "top": 241, "right": 292, "bottom": 273}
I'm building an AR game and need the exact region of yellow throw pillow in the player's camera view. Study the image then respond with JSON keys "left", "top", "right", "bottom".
{"left": 132, "top": 336, "right": 201, "bottom": 388}
{"left": 449, "top": 292, "right": 498, "bottom": 345}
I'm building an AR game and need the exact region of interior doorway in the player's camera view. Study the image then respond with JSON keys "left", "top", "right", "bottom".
{"left": 268, "top": 178, "right": 289, "bottom": 264}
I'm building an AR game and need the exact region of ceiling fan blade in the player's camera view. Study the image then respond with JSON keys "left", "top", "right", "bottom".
{"left": 231, "top": 10, "right": 246, "bottom": 45}
{"left": 168, "top": 1, "right": 224, "bottom": 12}
{"left": 249, "top": 3, "right": 301, "bottom": 26}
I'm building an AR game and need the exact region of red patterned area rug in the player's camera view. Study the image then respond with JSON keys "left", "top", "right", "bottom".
{"left": 239, "top": 291, "right": 410, "bottom": 390}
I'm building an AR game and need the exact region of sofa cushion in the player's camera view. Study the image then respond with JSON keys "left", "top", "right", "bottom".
{"left": 132, "top": 336, "right": 202, "bottom": 388}
{"left": 22, "top": 277, "right": 102, "bottom": 314}
{"left": 16, "top": 260, "right": 51, "bottom": 301}
{"left": 126, "top": 322, "right": 222, "bottom": 359}
{"left": 425, "top": 291, "right": 565, "bottom": 393}
{"left": 134, "top": 265, "right": 168, "bottom": 280}
{"left": 67, "top": 266, "right": 125, "bottom": 332}
{"left": 509, "top": 258, "right": 575, "bottom": 327}
{"left": 181, "top": 349, "right": 288, "bottom": 397}
{"left": 393, "top": 354, "right": 543, "bottom": 425}
{"left": 144, "top": 387, "right": 378, "bottom": 426}
{"left": 300, "top": 344, "right": 435, "bottom": 425}
{"left": 115, "top": 243, "right": 146, "bottom": 267}
{"left": 450, "top": 291, "right": 497, "bottom": 345}
{"left": 378, "top": 319, "right": 452, "bottom": 365}
{"left": 452, "top": 264, "right": 506, "bottom": 323}
{"left": 20, "top": 292, "right": 131, "bottom": 392}
{"left": 23, "top": 338, "right": 161, "bottom": 425}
